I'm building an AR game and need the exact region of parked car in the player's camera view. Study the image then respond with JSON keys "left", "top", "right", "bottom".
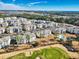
{"left": 63, "top": 44, "right": 78, "bottom": 52}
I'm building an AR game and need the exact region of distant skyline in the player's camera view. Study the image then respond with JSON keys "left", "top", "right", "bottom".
{"left": 0, "top": 0, "right": 79, "bottom": 11}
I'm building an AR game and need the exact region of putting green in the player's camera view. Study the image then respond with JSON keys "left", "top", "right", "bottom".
{"left": 8, "top": 47, "right": 70, "bottom": 59}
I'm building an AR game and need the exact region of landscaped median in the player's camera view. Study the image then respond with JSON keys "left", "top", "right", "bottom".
{"left": 7, "top": 47, "right": 70, "bottom": 59}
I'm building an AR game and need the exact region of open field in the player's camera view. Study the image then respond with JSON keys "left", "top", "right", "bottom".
{"left": 8, "top": 47, "right": 70, "bottom": 59}
{"left": 0, "top": 44, "right": 79, "bottom": 59}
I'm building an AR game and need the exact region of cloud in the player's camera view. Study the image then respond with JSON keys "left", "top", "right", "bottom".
{"left": 27, "top": 1, "right": 47, "bottom": 7}
{"left": 0, "top": 2, "right": 26, "bottom": 10}
{"left": 0, "top": 1, "right": 48, "bottom": 10}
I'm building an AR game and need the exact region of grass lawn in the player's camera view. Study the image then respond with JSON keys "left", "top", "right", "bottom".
{"left": 8, "top": 47, "right": 70, "bottom": 59}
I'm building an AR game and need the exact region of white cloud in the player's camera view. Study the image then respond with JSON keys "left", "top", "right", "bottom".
{"left": 0, "top": 1, "right": 48, "bottom": 10}
{"left": 27, "top": 1, "right": 47, "bottom": 7}
{"left": 0, "top": 2, "right": 26, "bottom": 10}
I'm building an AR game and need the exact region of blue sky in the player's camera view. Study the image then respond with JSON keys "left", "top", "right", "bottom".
{"left": 0, "top": 0, "right": 79, "bottom": 11}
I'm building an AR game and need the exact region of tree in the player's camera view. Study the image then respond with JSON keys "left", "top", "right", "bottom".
{"left": 31, "top": 41, "right": 38, "bottom": 47}
{"left": 26, "top": 34, "right": 30, "bottom": 44}
{"left": 16, "top": 35, "right": 23, "bottom": 44}
{"left": 10, "top": 39, "right": 17, "bottom": 47}
{"left": 66, "top": 37, "right": 73, "bottom": 46}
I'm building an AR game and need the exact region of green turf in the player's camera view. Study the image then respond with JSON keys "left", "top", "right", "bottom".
{"left": 8, "top": 47, "right": 70, "bottom": 59}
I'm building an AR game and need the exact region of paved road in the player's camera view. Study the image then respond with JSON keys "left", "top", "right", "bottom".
{"left": 0, "top": 44, "right": 79, "bottom": 59}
